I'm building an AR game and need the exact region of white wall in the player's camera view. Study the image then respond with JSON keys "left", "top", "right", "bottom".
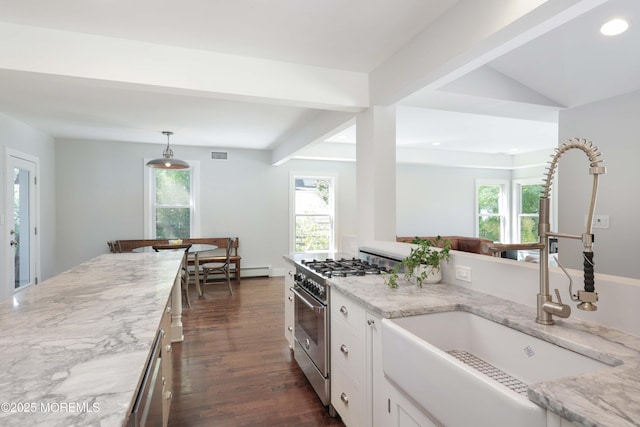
{"left": 368, "top": 240, "right": 640, "bottom": 337}
{"left": 0, "top": 114, "right": 56, "bottom": 281}
{"left": 52, "top": 137, "right": 551, "bottom": 275}
{"left": 396, "top": 163, "right": 540, "bottom": 238}
{"left": 558, "top": 89, "right": 640, "bottom": 279}
{"left": 54, "top": 138, "right": 356, "bottom": 275}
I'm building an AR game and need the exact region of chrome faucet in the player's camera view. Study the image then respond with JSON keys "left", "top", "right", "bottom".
{"left": 485, "top": 138, "right": 606, "bottom": 325}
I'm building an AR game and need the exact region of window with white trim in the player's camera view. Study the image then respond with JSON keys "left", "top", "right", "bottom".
{"left": 292, "top": 175, "right": 335, "bottom": 253}
{"left": 476, "top": 180, "right": 509, "bottom": 243}
{"left": 144, "top": 162, "right": 200, "bottom": 239}
{"left": 513, "top": 179, "right": 544, "bottom": 244}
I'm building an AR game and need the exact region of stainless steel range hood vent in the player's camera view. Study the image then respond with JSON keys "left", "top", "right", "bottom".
{"left": 210, "top": 151, "right": 228, "bottom": 160}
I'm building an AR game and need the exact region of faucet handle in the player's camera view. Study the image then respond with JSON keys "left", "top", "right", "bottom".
{"left": 554, "top": 288, "right": 564, "bottom": 305}
{"left": 543, "top": 289, "right": 571, "bottom": 319}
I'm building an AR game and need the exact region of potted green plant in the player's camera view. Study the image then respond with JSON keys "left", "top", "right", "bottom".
{"left": 385, "top": 236, "right": 452, "bottom": 288}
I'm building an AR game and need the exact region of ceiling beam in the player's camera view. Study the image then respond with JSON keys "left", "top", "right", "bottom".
{"left": 271, "top": 111, "right": 354, "bottom": 165}
{"left": 0, "top": 22, "right": 369, "bottom": 112}
{"left": 370, "top": 0, "right": 607, "bottom": 107}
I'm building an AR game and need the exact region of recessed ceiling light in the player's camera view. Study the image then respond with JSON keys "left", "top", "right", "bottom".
{"left": 600, "top": 18, "right": 629, "bottom": 36}
{"left": 431, "top": 142, "right": 441, "bottom": 146}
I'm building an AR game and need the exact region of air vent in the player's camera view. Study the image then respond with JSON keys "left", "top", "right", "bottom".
{"left": 210, "top": 151, "right": 228, "bottom": 160}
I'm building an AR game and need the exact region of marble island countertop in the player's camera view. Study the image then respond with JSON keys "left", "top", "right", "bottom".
{"left": 0, "top": 252, "right": 183, "bottom": 427}
{"left": 329, "top": 274, "right": 640, "bottom": 427}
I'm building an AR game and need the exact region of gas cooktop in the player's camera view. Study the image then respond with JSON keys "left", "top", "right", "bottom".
{"left": 300, "top": 257, "right": 389, "bottom": 278}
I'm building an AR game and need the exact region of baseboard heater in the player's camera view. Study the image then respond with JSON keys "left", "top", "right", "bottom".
{"left": 240, "top": 266, "right": 270, "bottom": 278}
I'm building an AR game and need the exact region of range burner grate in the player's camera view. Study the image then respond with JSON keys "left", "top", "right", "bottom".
{"left": 301, "top": 258, "right": 388, "bottom": 278}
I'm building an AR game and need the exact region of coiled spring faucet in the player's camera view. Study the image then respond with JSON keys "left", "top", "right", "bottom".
{"left": 486, "top": 138, "right": 606, "bottom": 325}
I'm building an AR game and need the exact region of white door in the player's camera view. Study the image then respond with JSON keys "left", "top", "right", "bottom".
{"left": 4, "top": 150, "right": 39, "bottom": 297}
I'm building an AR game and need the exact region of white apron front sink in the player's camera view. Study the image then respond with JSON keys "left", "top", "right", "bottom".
{"left": 382, "top": 310, "right": 609, "bottom": 427}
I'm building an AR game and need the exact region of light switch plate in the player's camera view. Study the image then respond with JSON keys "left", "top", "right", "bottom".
{"left": 455, "top": 265, "right": 472, "bottom": 283}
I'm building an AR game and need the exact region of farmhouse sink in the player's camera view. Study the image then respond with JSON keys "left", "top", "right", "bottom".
{"left": 382, "top": 310, "right": 609, "bottom": 427}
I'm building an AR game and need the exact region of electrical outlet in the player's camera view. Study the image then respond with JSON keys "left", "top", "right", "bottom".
{"left": 455, "top": 265, "right": 472, "bottom": 283}
{"left": 593, "top": 215, "right": 610, "bottom": 229}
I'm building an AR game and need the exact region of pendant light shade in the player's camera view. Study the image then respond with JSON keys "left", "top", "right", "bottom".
{"left": 146, "top": 131, "right": 190, "bottom": 169}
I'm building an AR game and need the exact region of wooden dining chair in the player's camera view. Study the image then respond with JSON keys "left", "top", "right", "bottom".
{"left": 153, "top": 243, "right": 193, "bottom": 308}
{"left": 201, "top": 237, "right": 234, "bottom": 295}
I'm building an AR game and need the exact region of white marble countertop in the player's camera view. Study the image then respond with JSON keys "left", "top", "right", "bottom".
{"left": 0, "top": 252, "right": 183, "bottom": 427}
{"left": 329, "top": 274, "right": 640, "bottom": 427}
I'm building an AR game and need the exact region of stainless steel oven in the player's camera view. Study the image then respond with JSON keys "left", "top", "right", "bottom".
{"left": 291, "top": 256, "right": 393, "bottom": 413}
{"left": 291, "top": 269, "right": 330, "bottom": 406}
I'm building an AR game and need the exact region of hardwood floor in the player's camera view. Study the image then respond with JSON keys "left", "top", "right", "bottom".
{"left": 168, "top": 276, "right": 345, "bottom": 427}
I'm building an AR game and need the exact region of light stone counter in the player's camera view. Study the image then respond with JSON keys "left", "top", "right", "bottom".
{"left": 329, "top": 274, "right": 640, "bottom": 427}
{"left": 0, "top": 252, "right": 183, "bottom": 427}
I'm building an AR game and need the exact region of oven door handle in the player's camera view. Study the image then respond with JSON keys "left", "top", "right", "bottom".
{"left": 291, "top": 287, "right": 325, "bottom": 314}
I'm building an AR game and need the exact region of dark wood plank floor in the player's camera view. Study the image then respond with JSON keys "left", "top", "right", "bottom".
{"left": 168, "top": 276, "right": 345, "bottom": 427}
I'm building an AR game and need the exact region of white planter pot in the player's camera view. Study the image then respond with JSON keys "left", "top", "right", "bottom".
{"left": 414, "top": 264, "right": 442, "bottom": 285}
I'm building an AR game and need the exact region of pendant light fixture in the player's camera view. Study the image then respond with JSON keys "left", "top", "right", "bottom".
{"left": 146, "top": 131, "right": 190, "bottom": 169}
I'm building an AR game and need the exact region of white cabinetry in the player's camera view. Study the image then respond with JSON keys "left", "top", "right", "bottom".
{"left": 331, "top": 290, "right": 366, "bottom": 426}
{"left": 331, "top": 290, "right": 386, "bottom": 427}
{"left": 386, "top": 380, "right": 439, "bottom": 427}
{"left": 161, "top": 296, "right": 173, "bottom": 426}
{"left": 546, "top": 412, "right": 579, "bottom": 427}
{"left": 284, "top": 260, "right": 295, "bottom": 350}
{"left": 366, "top": 311, "right": 386, "bottom": 427}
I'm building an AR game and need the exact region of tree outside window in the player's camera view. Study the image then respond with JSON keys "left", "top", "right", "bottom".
{"left": 517, "top": 183, "right": 543, "bottom": 243}
{"left": 477, "top": 182, "right": 508, "bottom": 242}
{"left": 154, "top": 169, "right": 191, "bottom": 239}
{"left": 294, "top": 177, "right": 334, "bottom": 253}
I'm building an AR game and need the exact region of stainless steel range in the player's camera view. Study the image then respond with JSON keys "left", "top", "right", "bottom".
{"left": 291, "top": 255, "right": 391, "bottom": 412}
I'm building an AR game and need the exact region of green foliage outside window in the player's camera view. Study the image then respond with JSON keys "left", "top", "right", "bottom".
{"left": 295, "top": 216, "right": 330, "bottom": 252}
{"left": 520, "top": 184, "right": 543, "bottom": 243}
{"left": 295, "top": 178, "right": 333, "bottom": 252}
{"left": 477, "top": 185, "right": 502, "bottom": 241}
{"left": 155, "top": 169, "right": 191, "bottom": 239}
{"left": 479, "top": 216, "right": 501, "bottom": 241}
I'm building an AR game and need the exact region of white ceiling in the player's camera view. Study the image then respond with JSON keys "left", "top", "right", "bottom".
{"left": 0, "top": 0, "right": 639, "bottom": 157}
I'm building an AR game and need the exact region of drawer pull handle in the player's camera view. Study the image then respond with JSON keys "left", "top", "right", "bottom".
{"left": 166, "top": 344, "right": 172, "bottom": 353}
{"left": 340, "top": 305, "right": 348, "bottom": 315}
{"left": 367, "top": 319, "right": 375, "bottom": 326}
{"left": 340, "top": 392, "right": 349, "bottom": 404}
{"left": 340, "top": 344, "right": 349, "bottom": 355}
{"left": 288, "top": 295, "right": 293, "bottom": 301}
{"left": 165, "top": 391, "right": 173, "bottom": 400}
{"left": 287, "top": 326, "right": 293, "bottom": 332}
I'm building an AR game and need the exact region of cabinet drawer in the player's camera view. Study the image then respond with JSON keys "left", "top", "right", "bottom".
{"left": 332, "top": 364, "right": 364, "bottom": 427}
{"left": 331, "top": 290, "right": 365, "bottom": 331}
{"left": 332, "top": 322, "right": 364, "bottom": 384}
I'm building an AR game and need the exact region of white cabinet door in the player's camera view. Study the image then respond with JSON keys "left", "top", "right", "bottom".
{"left": 387, "top": 379, "right": 441, "bottom": 427}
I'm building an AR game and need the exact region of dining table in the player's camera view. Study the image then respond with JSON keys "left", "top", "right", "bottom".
{"left": 133, "top": 243, "right": 218, "bottom": 297}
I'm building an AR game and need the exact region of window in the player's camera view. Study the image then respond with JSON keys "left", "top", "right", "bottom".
{"left": 476, "top": 180, "right": 508, "bottom": 242}
{"left": 144, "top": 162, "right": 200, "bottom": 239}
{"left": 292, "top": 176, "right": 335, "bottom": 253}
{"left": 513, "top": 180, "right": 543, "bottom": 243}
